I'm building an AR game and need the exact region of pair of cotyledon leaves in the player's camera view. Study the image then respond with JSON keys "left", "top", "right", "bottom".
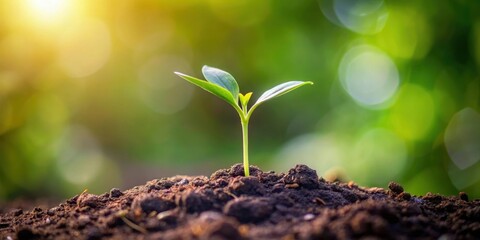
{"left": 174, "top": 66, "right": 313, "bottom": 112}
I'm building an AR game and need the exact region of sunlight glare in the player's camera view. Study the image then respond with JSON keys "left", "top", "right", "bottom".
{"left": 27, "top": 0, "right": 69, "bottom": 22}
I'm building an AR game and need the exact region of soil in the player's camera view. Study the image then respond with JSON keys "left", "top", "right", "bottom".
{"left": 1, "top": 164, "right": 479, "bottom": 240}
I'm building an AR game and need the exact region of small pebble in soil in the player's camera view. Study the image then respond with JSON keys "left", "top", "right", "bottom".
{"left": 303, "top": 214, "right": 315, "bottom": 221}
{"left": 47, "top": 208, "right": 55, "bottom": 216}
{"left": 109, "top": 188, "right": 123, "bottom": 198}
{"left": 388, "top": 182, "right": 404, "bottom": 194}
{"left": 77, "top": 193, "right": 101, "bottom": 208}
{"left": 131, "top": 194, "right": 176, "bottom": 215}
{"left": 283, "top": 164, "right": 320, "bottom": 189}
{"left": 177, "top": 178, "right": 189, "bottom": 186}
{"left": 459, "top": 192, "right": 468, "bottom": 201}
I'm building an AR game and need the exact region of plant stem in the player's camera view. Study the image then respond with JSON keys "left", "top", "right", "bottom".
{"left": 241, "top": 120, "right": 250, "bottom": 176}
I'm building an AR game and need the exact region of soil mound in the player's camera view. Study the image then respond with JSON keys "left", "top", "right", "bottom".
{"left": 1, "top": 164, "right": 479, "bottom": 239}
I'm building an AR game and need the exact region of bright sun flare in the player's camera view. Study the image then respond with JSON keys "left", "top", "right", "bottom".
{"left": 27, "top": 0, "right": 69, "bottom": 22}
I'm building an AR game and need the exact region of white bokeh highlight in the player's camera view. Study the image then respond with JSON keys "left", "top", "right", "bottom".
{"left": 444, "top": 107, "right": 480, "bottom": 170}
{"left": 319, "top": 0, "right": 389, "bottom": 34}
{"left": 339, "top": 45, "right": 400, "bottom": 107}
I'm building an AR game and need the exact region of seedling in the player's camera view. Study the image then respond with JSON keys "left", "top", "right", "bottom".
{"left": 174, "top": 66, "right": 313, "bottom": 176}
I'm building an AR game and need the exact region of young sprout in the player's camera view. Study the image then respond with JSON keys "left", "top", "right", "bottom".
{"left": 174, "top": 66, "right": 313, "bottom": 176}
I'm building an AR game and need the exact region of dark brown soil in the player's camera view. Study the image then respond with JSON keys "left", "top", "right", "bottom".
{"left": 1, "top": 164, "right": 479, "bottom": 239}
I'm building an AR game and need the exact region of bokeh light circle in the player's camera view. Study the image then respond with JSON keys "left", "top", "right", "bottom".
{"left": 390, "top": 84, "right": 435, "bottom": 141}
{"left": 375, "top": 8, "right": 432, "bottom": 59}
{"left": 338, "top": 45, "right": 400, "bottom": 108}
{"left": 444, "top": 108, "right": 480, "bottom": 170}
{"left": 319, "top": 0, "right": 389, "bottom": 34}
{"left": 58, "top": 18, "right": 111, "bottom": 78}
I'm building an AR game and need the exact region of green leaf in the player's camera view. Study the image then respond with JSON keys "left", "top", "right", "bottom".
{"left": 202, "top": 66, "right": 240, "bottom": 102}
{"left": 239, "top": 92, "right": 253, "bottom": 108}
{"left": 254, "top": 81, "right": 313, "bottom": 106}
{"left": 174, "top": 72, "right": 237, "bottom": 107}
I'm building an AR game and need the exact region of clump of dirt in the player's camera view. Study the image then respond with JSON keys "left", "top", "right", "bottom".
{"left": 1, "top": 164, "right": 479, "bottom": 239}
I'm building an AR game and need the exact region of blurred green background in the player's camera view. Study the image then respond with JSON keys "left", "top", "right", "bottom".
{"left": 1, "top": 0, "right": 479, "bottom": 201}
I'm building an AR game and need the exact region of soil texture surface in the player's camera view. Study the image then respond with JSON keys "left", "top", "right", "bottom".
{"left": 1, "top": 164, "right": 479, "bottom": 239}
